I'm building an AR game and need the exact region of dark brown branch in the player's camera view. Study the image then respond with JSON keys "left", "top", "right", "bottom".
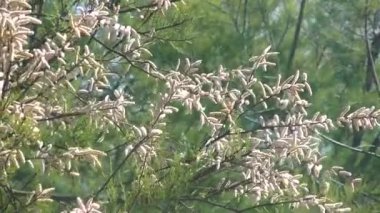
{"left": 1, "top": 48, "right": 12, "bottom": 101}
{"left": 207, "top": 178, "right": 252, "bottom": 198}
{"left": 93, "top": 136, "right": 148, "bottom": 198}
{"left": 242, "top": 0, "right": 248, "bottom": 37}
{"left": 277, "top": 16, "right": 292, "bottom": 49}
{"left": 36, "top": 106, "right": 118, "bottom": 122}
{"left": 36, "top": 111, "right": 86, "bottom": 122}
{"left": 364, "top": 0, "right": 380, "bottom": 93}
{"left": 287, "top": 0, "right": 307, "bottom": 70}
{"left": 139, "top": 19, "right": 190, "bottom": 35}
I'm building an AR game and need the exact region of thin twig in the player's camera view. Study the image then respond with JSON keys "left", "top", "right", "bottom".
{"left": 180, "top": 197, "right": 240, "bottom": 213}
{"left": 118, "top": 0, "right": 181, "bottom": 14}
{"left": 319, "top": 133, "right": 380, "bottom": 160}
{"left": 92, "top": 37, "right": 162, "bottom": 80}
{"left": 1, "top": 187, "right": 77, "bottom": 203}
{"left": 237, "top": 199, "right": 300, "bottom": 212}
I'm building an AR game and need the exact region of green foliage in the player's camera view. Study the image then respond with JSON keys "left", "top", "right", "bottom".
{"left": 1, "top": 0, "right": 380, "bottom": 212}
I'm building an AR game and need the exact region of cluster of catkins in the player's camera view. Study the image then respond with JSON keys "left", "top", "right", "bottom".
{"left": 0, "top": 0, "right": 379, "bottom": 212}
